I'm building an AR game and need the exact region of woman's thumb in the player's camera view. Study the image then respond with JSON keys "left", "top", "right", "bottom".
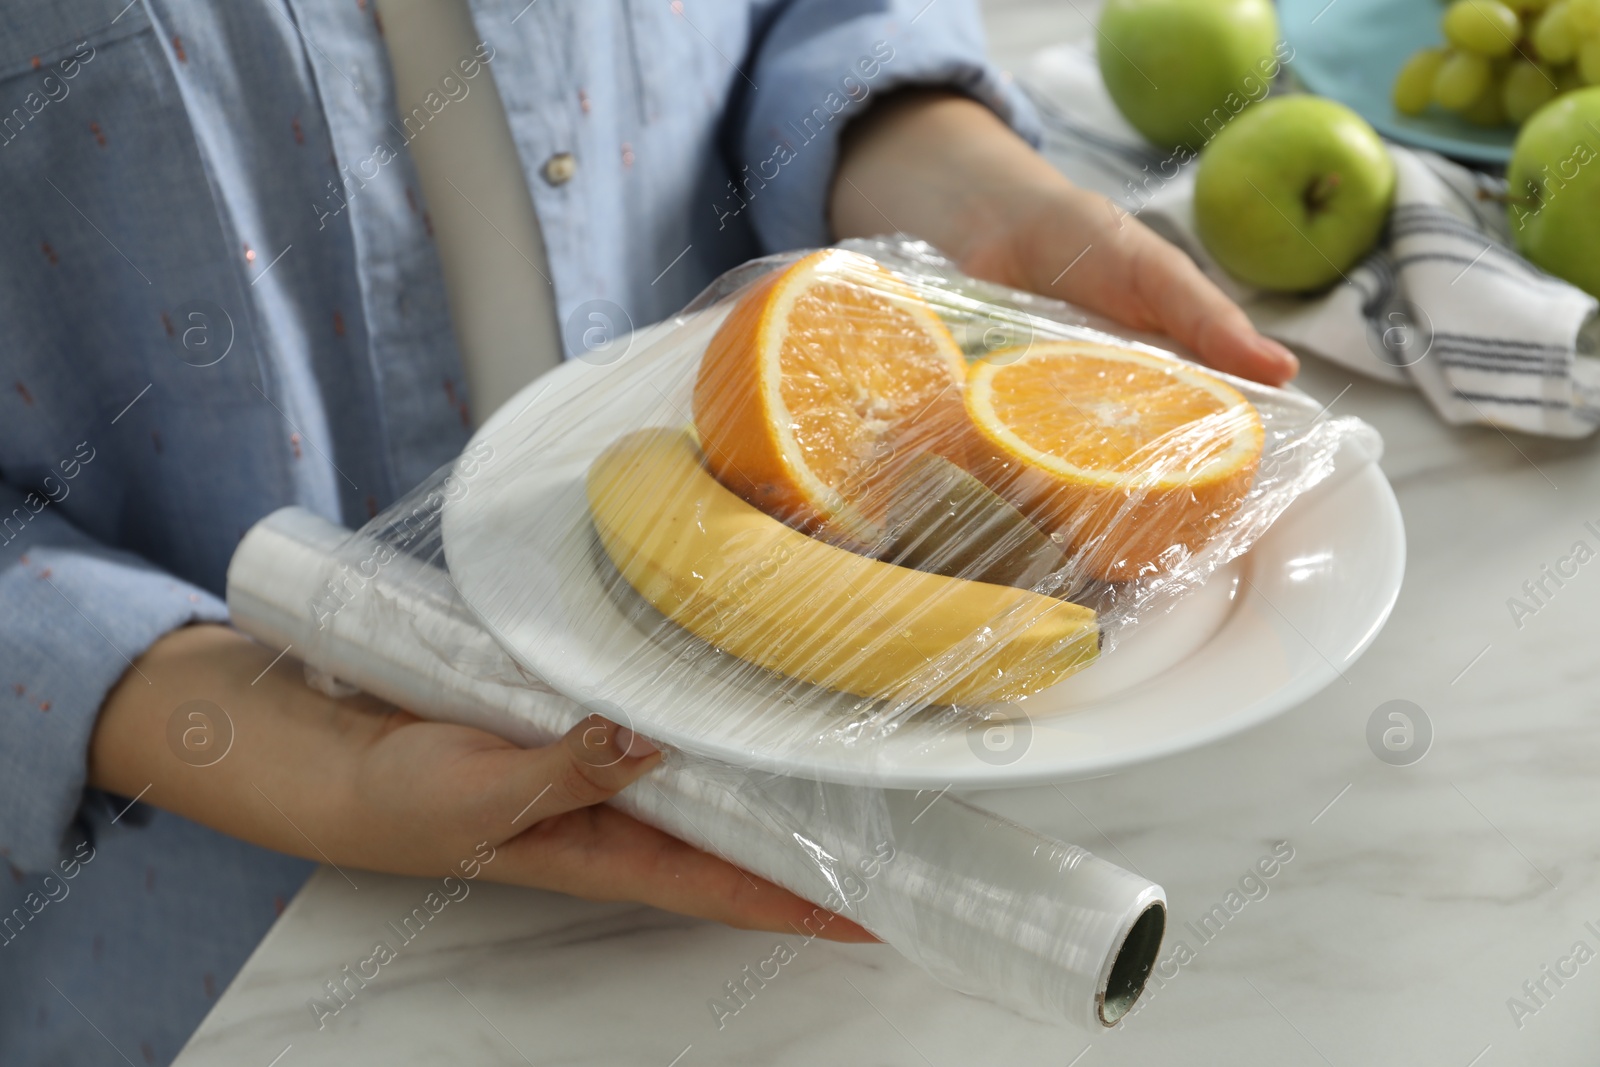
{"left": 507, "top": 715, "right": 661, "bottom": 831}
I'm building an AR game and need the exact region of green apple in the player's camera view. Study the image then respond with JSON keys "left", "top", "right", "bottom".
{"left": 1507, "top": 88, "right": 1600, "bottom": 299}
{"left": 1097, "top": 0, "right": 1283, "bottom": 151}
{"left": 1193, "top": 96, "right": 1396, "bottom": 293}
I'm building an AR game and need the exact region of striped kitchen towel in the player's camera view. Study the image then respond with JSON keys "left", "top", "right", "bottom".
{"left": 1021, "top": 40, "right": 1600, "bottom": 438}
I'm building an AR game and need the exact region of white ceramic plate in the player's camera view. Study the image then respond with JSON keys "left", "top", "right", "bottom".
{"left": 443, "top": 320, "right": 1405, "bottom": 788}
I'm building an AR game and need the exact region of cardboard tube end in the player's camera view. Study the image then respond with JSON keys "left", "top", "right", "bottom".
{"left": 1099, "top": 902, "right": 1166, "bottom": 1025}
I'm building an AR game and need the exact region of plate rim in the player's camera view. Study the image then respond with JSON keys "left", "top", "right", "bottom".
{"left": 451, "top": 335, "right": 1406, "bottom": 787}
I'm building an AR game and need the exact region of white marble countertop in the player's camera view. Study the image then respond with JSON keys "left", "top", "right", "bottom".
{"left": 175, "top": 4, "right": 1600, "bottom": 1065}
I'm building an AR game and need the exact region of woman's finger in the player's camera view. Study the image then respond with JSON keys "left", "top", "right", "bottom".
{"left": 1009, "top": 189, "right": 1300, "bottom": 387}
{"left": 496, "top": 804, "right": 879, "bottom": 943}
{"left": 1128, "top": 229, "right": 1299, "bottom": 385}
{"left": 478, "top": 715, "right": 663, "bottom": 834}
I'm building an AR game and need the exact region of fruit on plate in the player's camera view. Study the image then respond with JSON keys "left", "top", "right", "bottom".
{"left": 963, "top": 340, "right": 1264, "bottom": 582}
{"left": 693, "top": 248, "right": 967, "bottom": 546}
{"left": 585, "top": 428, "right": 1101, "bottom": 704}
{"left": 1432, "top": 50, "right": 1495, "bottom": 111}
{"left": 873, "top": 452, "right": 1070, "bottom": 589}
{"left": 1506, "top": 87, "right": 1600, "bottom": 296}
{"left": 1461, "top": 71, "right": 1513, "bottom": 126}
{"left": 1193, "top": 96, "right": 1395, "bottom": 292}
{"left": 1503, "top": 59, "right": 1559, "bottom": 123}
{"left": 1393, "top": 0, "right": 1600, "bottom": 129}
{"left": 1443, "top": 0, "right": 1521, "bottom": 57}
{"left": 1394, "top": 48, "right": 1451, "bottom": 116}
{"left": 1096, "top": 0, "right": 1283, "bottom": 150}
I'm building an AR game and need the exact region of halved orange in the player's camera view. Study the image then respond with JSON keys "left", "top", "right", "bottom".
{"left": 693, "top": 249, "right": 967, "bottom": 543}
{"left": 965, "top": 340, "right": 1264, "bottom": 582}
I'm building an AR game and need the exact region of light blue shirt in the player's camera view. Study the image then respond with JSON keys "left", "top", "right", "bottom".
{"left": 0, "top": 0, "right": 1035, "bottom": 1060}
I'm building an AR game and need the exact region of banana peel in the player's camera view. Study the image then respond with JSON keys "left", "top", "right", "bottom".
{"left": 585, "top": 428, "right": 1099, "bottom": 704}
{"left": 873, "top": 452, "right": 1071, "bottom": 589}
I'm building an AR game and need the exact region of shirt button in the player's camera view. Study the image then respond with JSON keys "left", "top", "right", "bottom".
{"left": 542, "top": 152, "right": 577, "bottom": 186}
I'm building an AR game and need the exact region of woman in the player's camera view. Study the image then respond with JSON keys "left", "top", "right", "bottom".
{"left": 0, "top": 0, "right": 1295, "bottom": 1061}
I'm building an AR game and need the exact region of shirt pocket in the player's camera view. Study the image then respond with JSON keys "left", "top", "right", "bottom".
{"left": 0, "top": 0, "right": 154, "bottom": 83}
{"left": 0, "top": 1, "right": 266, "bottom": 464}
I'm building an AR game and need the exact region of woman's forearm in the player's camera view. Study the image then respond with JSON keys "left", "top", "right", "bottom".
{"left": 87, "top": 624, "right": 874, "bottom": 939}
{"left": 830, "top": 90, "right": 1071, "bottom": 273}
{"left": 89, "top": 624, "right": 371, "bottom": 860}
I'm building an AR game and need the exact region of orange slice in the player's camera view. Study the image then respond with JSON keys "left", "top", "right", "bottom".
{"left": 965, "top": 340, "right": 1264, "bottom": 582}
{"left": 692, "top": 249, "right": 967, "bottom": 542}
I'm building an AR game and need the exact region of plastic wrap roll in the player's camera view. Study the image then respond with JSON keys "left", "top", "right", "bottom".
{"left": 227, "top": 506, "right": 1165, "bottom": 1027}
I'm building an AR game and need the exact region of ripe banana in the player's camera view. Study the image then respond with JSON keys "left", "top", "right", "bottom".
{"left": 585, "top": 428, "right": 1099, "bottom": 705}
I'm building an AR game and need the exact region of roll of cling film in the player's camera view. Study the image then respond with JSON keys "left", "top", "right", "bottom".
{"left": 229, "top": 507, "right": 1167, "bottom": 1027}
{"left": 227, "top": 236, "right": 1380, "bottom": 1026}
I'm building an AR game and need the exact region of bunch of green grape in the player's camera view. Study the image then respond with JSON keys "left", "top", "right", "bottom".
{"left": 1393, "top": 0, "right": 1600, "bottom": 126}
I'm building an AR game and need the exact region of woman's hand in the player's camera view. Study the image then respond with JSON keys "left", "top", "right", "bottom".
{"left": 830, "top": 91, "right": 1299, "bottom": 387}
{"left": 90, "top": 624, "right": 873, "bottom": 941}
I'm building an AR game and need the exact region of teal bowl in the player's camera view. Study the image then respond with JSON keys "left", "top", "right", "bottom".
{"left": 1280, "top": 0, "right": 1516, "bottom": 164}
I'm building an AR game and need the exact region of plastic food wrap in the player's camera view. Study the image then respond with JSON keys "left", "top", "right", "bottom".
{"left": 229, "top": 506, "right": 1165, "bottom": 1028}
{"left": 411, "top": 238, "right": 1372, "bottom": 767}
{"left": 226, "top": 238, "right": 1379, "bottom": 1025}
